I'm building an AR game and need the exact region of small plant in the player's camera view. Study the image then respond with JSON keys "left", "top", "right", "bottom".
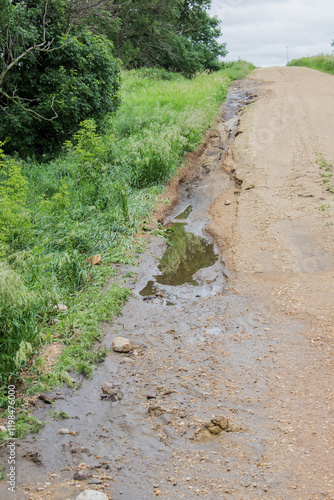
{"left": 0, "top": 466, "right": 5, "bottom": 481}
{"left": 316, "top": 153, "right": 334, "bottom": 194}
{"left": 49, "top": 409, "right": 69, "bottom": 420}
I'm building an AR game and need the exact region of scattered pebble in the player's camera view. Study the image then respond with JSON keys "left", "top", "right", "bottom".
{"left": 76, "top": 491, "right": 108, "bottom": 500}
{"left": 112, "top": 336, "right": 132, "bottom": 353}
{"left": 73, "top": 470, "right": 93, "bottom": 481}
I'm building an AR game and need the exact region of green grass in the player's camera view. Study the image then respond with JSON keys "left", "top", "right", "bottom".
{"left": 0, "top": 61, "right": 255, "bottom": 417}
{"left": 288, "top": 54, "right": 334, "bottom": 75}
{"left": 316, "top": 152, "right": 334, "bottom": 194}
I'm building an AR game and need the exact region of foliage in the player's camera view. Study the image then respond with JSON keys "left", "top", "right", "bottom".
{"left": 0, "top": 404, "right": 47, "bottom": 440}
{"left": 49, "top": 409, "right": 69, "bottom": 420}
{"left": 0, "top": 0, "right": 228, "bottom": 158}
{"left": 0, "top": 142, "right": 32, "bottom": 256}
{"left": 287, "top": 54, "right": 334, "bottom": 75}
{"left": 108, "top": 0, "right": 227, "bottom": 75}
{"left": 0, "top": 262, "right": 42, "bottom": 388}
{"left": 1, "top": 27, "right": 121, "bottom": 157}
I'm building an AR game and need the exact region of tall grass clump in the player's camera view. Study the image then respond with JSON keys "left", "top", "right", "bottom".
{"left": 288, "top": 54, "right": 334, "bottom": 75}
{"left": 0, "top": 61, "right": 255, "bottom": 396}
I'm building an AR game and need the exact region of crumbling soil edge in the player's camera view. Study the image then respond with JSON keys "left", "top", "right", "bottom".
{"left": 152, "top": 77, "right": 259, "bottom": 225}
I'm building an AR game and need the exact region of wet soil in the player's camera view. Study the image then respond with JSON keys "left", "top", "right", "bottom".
{"left": 2, "top": 69, "right": 334, "bottom": 500}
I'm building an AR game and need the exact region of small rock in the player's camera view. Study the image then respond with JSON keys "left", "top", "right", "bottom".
{"left": 59, "top": 428, "right": 70, "bottom": 434}
{"left": 112, "top": 337, "right": 132, "bottom": 353}
{"left": 86, "top": 254, "right": 102, "bottom": 266}
{"left": 71, "top": 446, "right": 85, "bottom": 454}
{"left": 148, "top": 405, "right": 165, "bottom": 416}
{"left": 88, "top": 478, "right": 103, "bottom": 485}
{"left": 100, "top": 382, "right": 122, "bottom": 401}
{"left": 51, "top": 318, "right": 61, "bottom": 324}
{"left": 120, "top": 357, "right": 132, "bottom": 364}
{"left": 0, "top": 425, "right": 6, "bottom": 432}
{"left": 225, "top": 200, "right": 232, "bottom": 206}
{"left": 76, "top": 491, "right": 108, "bottom": 500}
{"left": 54, "top": 304, "right": 68, "bottom": 312}
{"left": 101, "top": 382, "right": 114, "bottom": 395}
{"left": 22, "top": 451, "right": 43, "bottom": 465}
{"left": 211, "top": 417, "right": 229, "bottom": 430}
{"left": 205, "top": 416, "right": 229, "bottom": 435}
{"left": 74, "top": 469, "right": 93, "bottom": 481}
{"left": 207, "top": 424, "right": 222, "bottom": 435}
{"left": 38, "top": 394, "right": 54, "bottom": 404}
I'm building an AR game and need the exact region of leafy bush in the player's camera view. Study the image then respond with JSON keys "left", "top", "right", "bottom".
{"left": 1, "top": 32, "right": 121, "bottom": 157}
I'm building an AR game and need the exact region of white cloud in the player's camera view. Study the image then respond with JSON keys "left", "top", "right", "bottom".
{"left": 211, "top": 0, "right": 334, "bottom": 66}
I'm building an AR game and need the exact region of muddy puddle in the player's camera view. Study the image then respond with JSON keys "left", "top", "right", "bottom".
{"left": 139, "top": 222, "right": 218, "bottom": 297}
{"left": 136, "top": 84, "right": 256, "bottom": 305}
{"left": 136, "top": 81, "right": 257, "bottom": 306}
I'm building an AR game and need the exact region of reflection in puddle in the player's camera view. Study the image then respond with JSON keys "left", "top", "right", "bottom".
{"left": 140, "top": 223, "right": 218, "bottom": 296}
{"left": 176, "top": 205, "right": 193, "bottom": 220}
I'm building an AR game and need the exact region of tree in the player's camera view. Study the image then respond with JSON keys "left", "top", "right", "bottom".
{"left": 0, "top": 0, "right": 121, "bottom": 157}
{"left": 108, "top": 0, "right": 227, "bottom": 74}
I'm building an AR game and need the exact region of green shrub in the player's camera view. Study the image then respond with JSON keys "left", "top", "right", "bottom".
{"left": 288, "top": 54, "right": 334, "bottom": 75}
{"left": 1, "top": 32, "right": 121, "bottom": 158}
{"left": 0, "top": 142, "right": 32, "bottom": 256}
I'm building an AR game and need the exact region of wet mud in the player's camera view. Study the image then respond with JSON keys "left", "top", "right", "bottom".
{"left": 2, "top": 76, "right": 333, "bottom": 500}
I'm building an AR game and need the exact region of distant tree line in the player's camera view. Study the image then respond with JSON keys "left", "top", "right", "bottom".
{"left": 0, "top": 0, "right": 226, "bottom": 156}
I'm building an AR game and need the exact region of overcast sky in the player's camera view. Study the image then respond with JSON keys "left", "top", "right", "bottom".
{"left": 210, "top": 0, "right": 334, "bottom": 67}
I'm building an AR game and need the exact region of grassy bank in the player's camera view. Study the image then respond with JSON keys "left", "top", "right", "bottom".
{"left": 0, "top": 61, "right": 255, "bottom": 425}
{"left": 288, "top": 54, "right": 334, "bottom": 75}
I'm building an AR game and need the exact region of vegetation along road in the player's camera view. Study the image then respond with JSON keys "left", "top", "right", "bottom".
{"left": 0, "top": 65, "right": 332, "bottom": 499}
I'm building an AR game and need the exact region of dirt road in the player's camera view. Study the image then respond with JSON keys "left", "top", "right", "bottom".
{"left": 3, "top": 67, "right": 334, "bottom": 500}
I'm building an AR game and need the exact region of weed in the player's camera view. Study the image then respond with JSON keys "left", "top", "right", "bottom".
{"left": 0, "top": 405, "right": 47, "bottom": 440}
{"left": 49, "top": 409, "right": 69, "bottom": 420}
{"left": 316, "top": 153, "right": 334, "bottom": 194}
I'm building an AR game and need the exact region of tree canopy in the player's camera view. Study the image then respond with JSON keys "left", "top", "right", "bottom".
{"left": 0, "top": 0, "right": 226, "bottom": 156}
{"left": 109, "top": 0, "right": 227, "bottom": 73}
{"left": 0, "top": 0, "right": 121, "bottom": 156}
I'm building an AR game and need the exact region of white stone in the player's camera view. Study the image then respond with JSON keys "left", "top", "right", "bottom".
{"left": 112, "top": 336, "right": 132, "bottom": 353}
{"left": 54, "top": 304, "right": 68, "bottom": 312}
{"left": 76, "top": 491, "right": 109, "bottom": 500}
{"left": 0, "top": 425, "right": 6, "bottom": 432}
{"left": 58, "top": 428, "right": 70, "bottom": 434}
